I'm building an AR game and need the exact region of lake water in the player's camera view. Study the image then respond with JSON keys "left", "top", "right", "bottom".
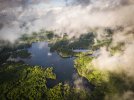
{"left": 22, "top": 42, "right": 94, "bottom": 90}
{"left": 23, "top": 42, "right": 75, "bottom": 87}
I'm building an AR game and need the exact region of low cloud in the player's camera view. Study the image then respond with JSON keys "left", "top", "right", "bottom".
{"left": 105, "top": 91, "right": 134, "bottom": 100}
{"left": 92, "top": 26, "right": 134, "bottom": 78}
{"left": 0, "top": 0, "right": 134, "bottom": 42}
{"left": 0, "top": 0, "right": 134, "bottom": 99}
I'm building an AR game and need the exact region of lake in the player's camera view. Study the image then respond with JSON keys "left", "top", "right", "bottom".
{"left": 22, "top": 42, "right": 94, "bottom": 90}
{"left": 23, "top": 42, "right": 75, "bottom": 87}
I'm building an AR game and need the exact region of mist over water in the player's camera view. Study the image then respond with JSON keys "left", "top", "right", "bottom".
{"left": 0, "top": 0, "right": 134, "bottom": 99}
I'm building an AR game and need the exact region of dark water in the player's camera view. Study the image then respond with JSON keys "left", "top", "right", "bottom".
{"left": 23, "top": 42, "right": 75, "bottom": 87}
{"left": 22, "top": 42, "right": 94, "bottom": 90}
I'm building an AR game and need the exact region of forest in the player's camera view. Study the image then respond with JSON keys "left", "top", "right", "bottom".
{"left": 0, "top": 29, "right": 134, "bottom": 100}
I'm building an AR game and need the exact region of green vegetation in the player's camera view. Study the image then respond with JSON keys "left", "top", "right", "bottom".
{"left": 74, "top": 55, "right": 134, "bottom": 100}
{"left": 0, "top": 50, "right": 10, "bottom": 65}
{"left": 74, "top": 56, "right": 109, "bottom": 100}
{"left": 0, "top": 61, "right": 56, "bottom": 100}
{"left": 75, "top": 56, "right": 108, "bottom": 85}
{"left": 20, "top": 30, "right": 60, "bottom": 44}
{"left": 0, "top": 61, "right": 90, "bottom": 100}
{"left": 47, "top": 83, "right": 90, "bottom": 100}
{"left": 46, "top": 31, "right": 55, "bottom": 40}
{"left": 1, "top": 28, "right": 133, "bottom": 100}
{"left": 109, "top": 42, "right": 125, "bottom": 55}
{"left": 49, "top": 33, "right": 94, "bottom": 57}
{"left": 11, "top": 50, "right": 31, "bottom": 58}
{"left": 0, "top": 41, "right": 31, "bottom": 64}
{"left": 93, "top": 39, "right": 112, "bottom": 50}
{"left": 50, "top": 33, "right": 94, "bottom": 50}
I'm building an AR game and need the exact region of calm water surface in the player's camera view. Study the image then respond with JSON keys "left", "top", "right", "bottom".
{"left": 23, "top": 42, "right": 75, "bottom": 86}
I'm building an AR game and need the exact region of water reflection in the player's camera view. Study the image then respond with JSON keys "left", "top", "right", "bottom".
{"left": 23, "top": 42, "right": 75, "bottom": 86}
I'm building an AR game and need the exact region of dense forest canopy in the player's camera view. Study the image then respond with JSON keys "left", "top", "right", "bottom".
{"left": 0, "top": 0, "right": 134, "bottom": 100}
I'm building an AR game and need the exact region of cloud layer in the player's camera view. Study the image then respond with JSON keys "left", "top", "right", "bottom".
{"left": 0, "top": 0, "right": 134, "bottom": 99}
{"left": 0, "top": 0, "right": 134, "bottom": 42}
